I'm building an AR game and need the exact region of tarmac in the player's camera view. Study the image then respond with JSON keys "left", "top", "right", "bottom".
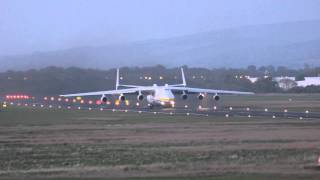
{"left": 3, "top": 99, "right": 320, "bottom": 120}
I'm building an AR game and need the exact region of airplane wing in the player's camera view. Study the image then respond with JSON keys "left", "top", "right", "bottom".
{"left": 167, "top": 86, "right": 254, "bottom": 95}
{"left": 60, "top": 86, "right": 155, "bottom": 97}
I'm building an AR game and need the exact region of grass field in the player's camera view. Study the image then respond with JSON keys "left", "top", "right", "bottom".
{"left": 0, "top": 94, "right": 320, "bottom": 179}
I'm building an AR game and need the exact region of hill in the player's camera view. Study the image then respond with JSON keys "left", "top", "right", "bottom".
{"left": 1, "top": 20, "right": 320, "bottom": 71}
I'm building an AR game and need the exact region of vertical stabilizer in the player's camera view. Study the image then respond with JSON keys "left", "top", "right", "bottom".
{"left": 181, "top": 68, "right": 186, "bottom": 86}
{"left": 116, "top": 68, "right": 119, "bottom": 90}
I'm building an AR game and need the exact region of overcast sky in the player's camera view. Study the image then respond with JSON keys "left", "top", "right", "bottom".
{"left": 1, "top": 0, "right": 320, "bottom": 56}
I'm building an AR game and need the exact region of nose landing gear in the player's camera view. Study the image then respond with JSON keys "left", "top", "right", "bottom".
{"left": 148, "top": 104, "right": 154, "bottom": 109}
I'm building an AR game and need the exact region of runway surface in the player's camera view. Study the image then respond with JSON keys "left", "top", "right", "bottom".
{"left": 5, "top": 101, "right": 320, "bottom": 120}
{"left": 111, "top": 107, "right": 320, "bottom": 120}
{"left": 2, "top": 95, "right": 320, "bottom": 120}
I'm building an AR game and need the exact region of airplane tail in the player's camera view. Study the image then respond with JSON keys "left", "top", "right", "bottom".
{"left": 181, "top": 68, "right": 186, "bottom": 86}
{"left": 116, "top": 68, "right": 120, "bottom": 90}
{"left": 169, "top": 68, "right": 187, "bottom": 87}
{"left": 116, "top": 68, "right": 141, "bottom": 89}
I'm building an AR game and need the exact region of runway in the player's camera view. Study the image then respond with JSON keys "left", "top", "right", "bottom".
{"left": 110, "top": 107, "right": 320, "bottom": 120}
{"left": 3, "top": 99, "right": 320, "bottom": 120}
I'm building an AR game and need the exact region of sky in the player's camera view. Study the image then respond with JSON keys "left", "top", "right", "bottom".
{"left": 0, "top": 0, "right": 320, "bottom": 56}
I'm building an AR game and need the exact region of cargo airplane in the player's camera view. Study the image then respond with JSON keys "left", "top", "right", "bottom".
{"left": 60, "top": 68, "right": 253, "bottom": 108}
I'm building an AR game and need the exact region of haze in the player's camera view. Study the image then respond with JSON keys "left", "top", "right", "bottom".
{"left": 1, "top": 0, "right": 320, "bottom": 56}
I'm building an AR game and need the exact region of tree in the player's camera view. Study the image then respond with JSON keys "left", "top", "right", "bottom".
{"left": 252, "top": 77, "right": 281, "bottom": 93}
{"left": 266, "top": 65, "right": 275, "bottom": 75}
{"left": 295, "top": 74, "right": 305, "bottom": 81}
{"left": 247, "top": 65, "right": 257, "bottom": 76}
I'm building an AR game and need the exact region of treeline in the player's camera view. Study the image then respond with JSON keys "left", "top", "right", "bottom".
{"left": 0, "top": 65, "right": 319, "bottom": 96}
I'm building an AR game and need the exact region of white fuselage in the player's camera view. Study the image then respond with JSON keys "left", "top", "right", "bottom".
{"left": 146, "top": 87, "right": 175, "bottom": 107}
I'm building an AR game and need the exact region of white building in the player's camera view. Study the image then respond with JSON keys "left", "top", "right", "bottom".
{"left": 296, "top": 77, "right": 320, "bottom": 87}
{"left": 273, "top": 76, "right": 295, "bottom": 82}
{"left": 245, "top": 75, "right": 320, "bottom": 89}
{"left": 245, "top": 76, "right": 259, "bottom": 83}
{"left": 273, "top": 77, "right": 297, "bottom": 90}
{"left": 277, "top": 78, "right": 297, "bottom": 90}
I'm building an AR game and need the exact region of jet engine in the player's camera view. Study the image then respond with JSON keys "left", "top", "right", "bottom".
{"left": 198, "top": 93, "right": 204, "bottom": 100}
{"left": 137, "top": 94, "right": 144, "bottom": 101}
{"left": 100, "top": 95, "right": 108, "bottom": 103}
{"left": 213, "top": 94, "right": 220, "bottom": 101}
{"left": 119, "top": 94, "right": 126, "bottom": 101}
{"left": 181, "top": 92, "right": 188, "bottom": 100}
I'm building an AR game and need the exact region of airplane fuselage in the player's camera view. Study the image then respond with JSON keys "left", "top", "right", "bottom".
{"left": 146, "top": 86, "right": 175, "bottom": 107}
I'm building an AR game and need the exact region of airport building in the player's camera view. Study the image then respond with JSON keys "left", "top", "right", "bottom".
{"left": 245, "top": 76, "right": 320, "bottom": 90}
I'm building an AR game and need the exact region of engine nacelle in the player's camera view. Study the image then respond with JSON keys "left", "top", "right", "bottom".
{"left": 119, "top": 94, "right": 126, "bottom": 101}
{"left": 100, "top": 95, "right": 108, "bottom": 103}
{"left": 198, "top": 93, "right": 204, "bottom": 100}
{"left": 137, "top": 94, "right": 144, "bottom": 101}
{"left": 213, "top": 94, "right": 220, "bottom": 101}
{"left": 181, "top": 94, "right": 188, "bottom": 100}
